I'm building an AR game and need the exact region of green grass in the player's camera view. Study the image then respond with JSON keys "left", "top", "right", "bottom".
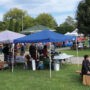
{"left": 0, "top": 65, "right": 90, "bottom": 90}
{"left": 60, "top": 49, "right": 90, "bottom": 57}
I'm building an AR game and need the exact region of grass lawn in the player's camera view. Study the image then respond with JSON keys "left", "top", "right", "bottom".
{"left": 60, "top": 49, "right": 90, "bottom": 57}
{"left": 0, "top": 64, "right": 90, "bottom": 90}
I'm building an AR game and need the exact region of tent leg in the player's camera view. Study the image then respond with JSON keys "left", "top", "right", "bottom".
{"left": 12, "top": 43, "right": 14, "bottom": 72}
{"left": 76, "top": 37, "right": 79, "bottom": 67}
{"left": 49, "top": 43, "right": 52, "bottom": 78}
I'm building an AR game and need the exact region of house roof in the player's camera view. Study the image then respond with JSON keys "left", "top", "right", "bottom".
{"left": 21, "top": 25, "right": 55, "bottom": 34}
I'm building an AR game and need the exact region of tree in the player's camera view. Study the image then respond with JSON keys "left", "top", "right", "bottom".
{"left": 77, "top": 0, "right": 90, "bottom": 35}
{"left": 3, "top": 8, "right": 34, "bottom": 32}
{"left": 36, "top": 13, "right": 57, "bottom": 29}
{"left": 0, "top": 21, "right": 8, "bottom": 31}
{"left": 65, "top": 16, "right": 76, "bottom": 27}
{"left": 23, "top": 16, "right": 35, "bottom": 30}
{"left": 56, "top": 16, "right": 76, "bottom": 34}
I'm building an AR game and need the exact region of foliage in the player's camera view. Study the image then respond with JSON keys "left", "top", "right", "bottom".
{"left": 60, "top": 49, "right": 90, "bottom": 57}
{"left": 0, "top": 21, "right": 7, "bottom": 31}
{"left": 65, "top": 16, "right": 76, "bottom": 27}
{"left": 0, "top": 8, "right": 77, "bottom": 33}
{"left": 2, "top": 9, "right": 57, "bottom": 32}
{"left": 23, "top": 16, "right": 35, "bottom": 30}
{"left": 3, "top": 8, "right": 34, "bottom": 32}
{"left": 56, "top": 16, "right": 76, "bottom": 34}
{"left": 36, "top": 13, "right": 57, "bottom": 29}
{"left": 77, "top": 0, "right": 90, "bottom": 35}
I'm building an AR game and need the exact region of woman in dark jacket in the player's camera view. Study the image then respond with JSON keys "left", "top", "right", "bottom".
{"left": 29, "top": 43, "right": 38, "bottom": 69}
{"left": 29, "top": 43, "right": 38, "bottom": 60}
{"left": 2, "top": 44, "right": 9, "bottom": 61}
{"left": 81, "top": 55, "right": 90, "bottom": 76}
{"left": 42, "top": 45, "right": 48, "bottom": 58}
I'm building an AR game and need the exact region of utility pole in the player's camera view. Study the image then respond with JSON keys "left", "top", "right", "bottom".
{"left": 88, "top": 34, "right": 90, "bottom": 48}
{"left": 22, "top": 15, "right": 23, "bottom": 31}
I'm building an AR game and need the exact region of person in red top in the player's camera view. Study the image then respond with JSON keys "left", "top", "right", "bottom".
{"left": 43, "top": 45, "right": 48, "bottom": 58}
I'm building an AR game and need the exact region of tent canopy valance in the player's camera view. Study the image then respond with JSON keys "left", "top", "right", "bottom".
{"left": 14, "top": 30, "right": 76, "bottom": 43}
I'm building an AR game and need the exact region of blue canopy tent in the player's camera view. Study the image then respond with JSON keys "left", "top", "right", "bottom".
{"left": 14, "top": 30, "right": 75, "bottom": 43}
{"left": 14, "top": 30, "right": 76, "bottom": 78}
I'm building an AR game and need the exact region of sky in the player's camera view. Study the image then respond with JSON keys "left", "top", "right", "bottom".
{"left": 0, "top": 0, "right": 82, "bottom": 25}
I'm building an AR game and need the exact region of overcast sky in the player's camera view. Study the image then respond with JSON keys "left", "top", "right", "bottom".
{"left": 0, "top": 0, "right": 81, "bottom": 25}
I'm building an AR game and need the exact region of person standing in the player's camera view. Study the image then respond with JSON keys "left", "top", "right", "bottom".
{"left": 29, "top": 43, "right": 38, "bottom": 69}
{"left": 42, "top": 45, "right": 49, "bottom": 69}
{"left": 37, "top": 43, "right": 43, "bottom": 55}
{"left": 81, "top": 55, "right": 90, "bottom": 76}
{"left": 2, "top": 44, "right": 10, "bottom": 62}
{"left": 20, "top": 44, "right": 25, "bottom": 55}
{"left": 42, "top": 45, "right": 48, "bottom": 58}
{"left": 0, "top": 44, "right": 3, "bottom": 54}
{"left": 29, "top": 43, "right": 37, "bottom": 60}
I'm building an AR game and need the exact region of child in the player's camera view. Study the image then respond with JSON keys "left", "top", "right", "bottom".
{"left": 37, "top": 61, "right": 44, "bottom": 70}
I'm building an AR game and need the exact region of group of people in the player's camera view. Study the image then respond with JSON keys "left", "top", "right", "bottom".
{"left": 1, "top": 43, "right": 90, "bottom": 77}
{"left": 25, "top": 43, "right": 49, "bottom": 70}
{"left": 2, "top": 44, "right": 25, "bottom": 62}
{"left": 1, "top": 43, "right": 55, "bottom": 70}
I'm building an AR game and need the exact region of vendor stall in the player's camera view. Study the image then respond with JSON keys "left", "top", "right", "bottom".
{"left": 14, "top": 29, "right": 75, "bottom": 78}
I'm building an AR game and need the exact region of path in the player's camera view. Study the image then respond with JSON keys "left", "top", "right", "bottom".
{"left": 0, "top": 54, "right": 83, "bottom": 64}
{"left": 66, "top": 57, "right": 83, "bottom": 64}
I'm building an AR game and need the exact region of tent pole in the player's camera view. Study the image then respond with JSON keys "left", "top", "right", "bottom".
{"left": 49, "top": 43, "right": 52, "bottom": 78}
{"left": 76, "top": 37, "right": 79, "bottom": 67}
{"left": 12, "top": 43, "right": 14, "bottom": 72}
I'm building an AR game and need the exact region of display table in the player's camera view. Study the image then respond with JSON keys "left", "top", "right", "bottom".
{"left": 53, "top": 53, "right": 73, "bottom": 71}
{"left": 15, "top": 56, "right": 25, "bottom": 63}
{"left": 54, "top": 53, "right": 73, "bottom": 60}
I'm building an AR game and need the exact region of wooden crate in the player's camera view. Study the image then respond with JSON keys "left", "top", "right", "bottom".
{"left": 83, "top": 75, "right": 90, "bottom": 86}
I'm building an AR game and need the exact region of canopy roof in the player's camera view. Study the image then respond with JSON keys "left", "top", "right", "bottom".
{"left": 14, "top": 30, "right": 75, "bottom": 43}
{"left": 65, "top": 28, "right": 78, "bottom": 36}
{"left": 21, "top": 25, "right": 55, "bottom": 34}
{"left": 0, "top": 30, "right": 25, "bottom": 43}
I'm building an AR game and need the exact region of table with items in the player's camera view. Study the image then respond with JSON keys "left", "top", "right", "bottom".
{"left": 53, "top": 53, "right": 73, "bottom": 71}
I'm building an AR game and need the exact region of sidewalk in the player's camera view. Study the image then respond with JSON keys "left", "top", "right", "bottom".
{"left": 67, "top": 57, "right": 83, "bottom": 64}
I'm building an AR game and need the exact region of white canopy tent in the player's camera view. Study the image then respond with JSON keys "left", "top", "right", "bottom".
{"left": 65, "top": 28, "right": 78, "bottom": 36}
{"left": 0, "top": 30, "right": 25, "bottom": 72}
{"left": 0, "top": 30, "right": 25, "bottom": 43}
{"left": 65, "top": 28, "right": 84, "bottom": 37}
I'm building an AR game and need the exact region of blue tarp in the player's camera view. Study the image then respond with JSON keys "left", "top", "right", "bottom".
{"left": 14, "top": 30, "right": 76, "bottom": 43}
